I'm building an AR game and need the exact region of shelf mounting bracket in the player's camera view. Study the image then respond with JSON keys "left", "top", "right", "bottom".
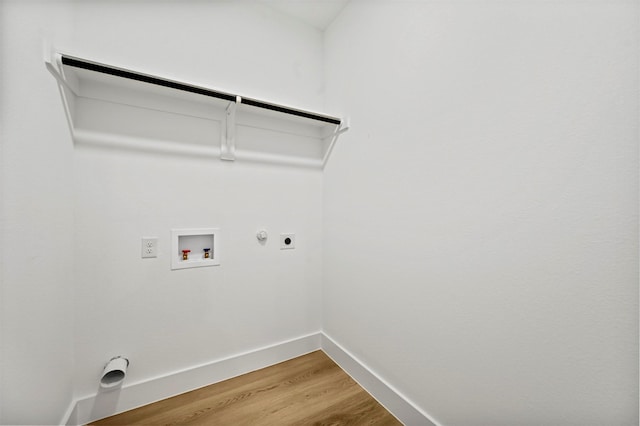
{"left": 221, "top": 97, "right": 240, "bottom": 161}
{"left": 321, "top": 117, "right": 350, "bottom": 168}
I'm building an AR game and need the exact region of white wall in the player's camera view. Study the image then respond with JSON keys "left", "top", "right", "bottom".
{"left": 2, "top": 1, "right": 638, "bottom": 424}
{"left": 323, "top": 2, "right": 638, "bottom": 426}
{"left": 0, "top": 1, "right": 76, "bottom": 424}
{"left": 69, "top": 1, "right": 324, "bottom": 401}
{"left": 2, "top": 1, "right": 325, "bottom": 423}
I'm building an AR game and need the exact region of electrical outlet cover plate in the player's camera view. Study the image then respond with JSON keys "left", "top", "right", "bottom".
{"left": 141, "top": 237, "right": 158, "bottom": 258}
{"left": 280, "top": 233, "right": 295, "bottom": 250}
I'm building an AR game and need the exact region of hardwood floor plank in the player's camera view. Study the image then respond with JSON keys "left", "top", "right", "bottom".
{"left": 90, "top": 350, "right": 402, "bottom": 426}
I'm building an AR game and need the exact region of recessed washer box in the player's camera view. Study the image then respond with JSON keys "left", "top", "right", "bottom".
{"left": 171, "top": 228, "right": 220, "bottom": 270}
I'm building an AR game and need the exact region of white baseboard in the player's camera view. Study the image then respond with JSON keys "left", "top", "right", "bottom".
{"left": 62, "top": 332, "right": 436, "bottom": 426}
{"left": 65, "top": 332, "right": 322, "bottom": 425}
{"left": 321, "top": 333, "right": 441, "bottom": 426}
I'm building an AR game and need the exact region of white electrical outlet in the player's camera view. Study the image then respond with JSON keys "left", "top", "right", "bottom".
{"left": 280, "top": 233, "right": 295, "bottom": 250}
{"left": 141, "top": 237, "right": 158, "bottom": 258}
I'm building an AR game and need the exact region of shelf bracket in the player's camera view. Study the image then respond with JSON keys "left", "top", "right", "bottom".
{"left": 44, "top": 51, "right": 77, "bottom": 140}
{"left": 321, "top": 118, "right": 350, "bottom": 168}
{"left": 221, "top": 97, "right": 240, "bottom": 161}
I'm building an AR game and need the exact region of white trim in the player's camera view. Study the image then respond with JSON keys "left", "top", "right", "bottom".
{"left": 59, "top": 400, "right": 78, "bottom": 426}
{"left": 321, "top": 333, "right": 442, "bottom": 426}
{"left": 61, "top": 332, "right": 437, "bottom": 426}
{"left": 64, "top": 332, "right": 322, "bottom": 425}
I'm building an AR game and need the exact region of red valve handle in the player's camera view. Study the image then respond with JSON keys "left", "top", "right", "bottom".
{"left": 182, "top": 250, "right": 191, "bottom": 253}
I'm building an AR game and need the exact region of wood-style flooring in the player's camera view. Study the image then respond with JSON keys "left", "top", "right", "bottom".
{"left": 89, "top": 350, "right": 402, "bottom": 425}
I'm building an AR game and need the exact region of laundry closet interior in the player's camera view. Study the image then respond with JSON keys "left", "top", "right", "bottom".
{"left": 1, "top": 1, "right": 637, "bottom": 426}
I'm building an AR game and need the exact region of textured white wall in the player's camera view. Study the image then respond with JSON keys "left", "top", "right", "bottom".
{"left": 71, "top": 1, "right": 325, "bottom": 113}
{"left": 0, "top": 1, "right": 76, "bottom": 425}
{"left": 1, "top": 1, "right": 325, "bottom": 423}
{"left": 2, "top": 1, "right": 638, "bottom": 424}
{"left": 323, "top": 2, "right": 639, "bottom": 425}
{"left": 69, "top": 2, "right": 325, "bottom": 400}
